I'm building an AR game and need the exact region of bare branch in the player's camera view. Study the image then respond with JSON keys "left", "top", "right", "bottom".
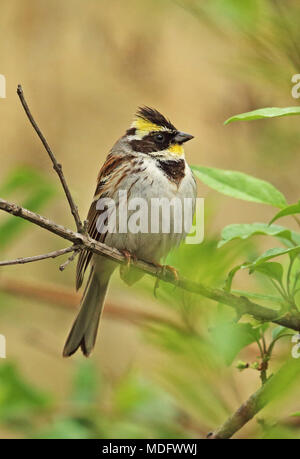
{"left": 1, "top": 197, "right": 300, "bottom": 332}
{"left": 208, "top": 386, "right": 264, "bottom": 439}
{"left": 59, "top": 247, "right": 80, "bottom": 271}
{"left": 16, "top": 85, "right": 84, "bottom": 233}
{"left": 0, "top": 246, "right": 78, "bottom": 267}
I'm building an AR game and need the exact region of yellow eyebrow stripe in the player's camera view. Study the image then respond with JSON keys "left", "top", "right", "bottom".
{"left": 132, "top": 117, "right": 164, "bottom": 132}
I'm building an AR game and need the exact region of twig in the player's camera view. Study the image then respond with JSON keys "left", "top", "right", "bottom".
{"left": 0, "top": 246, "right": 77, "bottom": 267}
{"left": 1, "top": 198, "right": 300, "bottom": 332}
{"left": 208, "top": 385, "right": 263, "bottom": 439}
{"left": 208, "top": 357, "right": 300, "bottom": 439}
{"left": 16, "top": 85, "right": 84, "bottom": 233}
{"left": 59, "top": 246, "right": 81, "bottom": 271}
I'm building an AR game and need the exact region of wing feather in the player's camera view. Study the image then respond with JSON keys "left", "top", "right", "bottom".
{"left": 76, "top": 151, "right": 132, "bottom": 290}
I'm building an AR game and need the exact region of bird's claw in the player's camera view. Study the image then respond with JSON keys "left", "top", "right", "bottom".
{"left": 153, "top": 263, "right": 179, "bottom": 298}
{"left": 121, "top": 249, "right": 134, "bottom": 268}
{"left": 120, "top": 250, "right": 137, "bottom": 280}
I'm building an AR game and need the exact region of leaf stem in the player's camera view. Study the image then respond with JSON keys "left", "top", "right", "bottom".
{"left": 287, "top": 255, "right": 296, "bottom": 298}
{"left": 269, "top": 278, "right": 288, "bottom": 301}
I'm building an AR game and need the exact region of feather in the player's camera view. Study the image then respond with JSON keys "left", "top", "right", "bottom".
{"left": 135, "top": 106, "right": 176, "bottom": 131}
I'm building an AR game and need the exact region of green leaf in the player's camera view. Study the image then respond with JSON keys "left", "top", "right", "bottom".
{"left": 291, "top": 411, "right": 300, "bottom": 417}
{"left": 262, "top": 424, "right": 300, "bottom": 440}
{"left": 269, "top": 201, "right": 300, "bottom": 225}
{"left": 248, "top": 246, "right": 300, "bottom": 268}
{"left": 210, "top": 322, "right": 260, "bottom": 365}
{"left": 272, "top": 326, "right": 289, "bottom": 341}
{"left": 218, "top": 223, "right": 300, "bottom": 248}
{"left": 227, "top": 246, "right": 300, "bottom": 288}
{"left": 224, "top": 107, "right": 300, "bottom": 125}
{"left": 232, "top": 290, "right": 283, "bottom": 305}
{"left": 250, "top": 262, "right": 283, "bottom": 284}
{"left": 113, "top": 374, "right": 156, "bottom": 416}
{"left": 0, "top": 363, "right": 51, "bottom": 423}
{"left": 0, "top": 190, "right": 55, "bottom": 249}
{"left": 35, "top": 419, "right": 91, "bottom": 439}
{"left": 71, "top": 360, "right": 99, "bottom": 408}
{"left": 224, "top": 264, "right": 243, "bottom": 292}
{"left": 0, "top": 167, "right": 50, "bottom": 195}
{"left": 260, "top": 357, "right": 300, "bottom": 406}
{"left": 236, "top": 360, "right": 249, "bottom": 371}
{"left": 191, "top": 166, "right": 286, "bottom": 208}
{"left": 0, "top": 167, "right": 57, "bottom": 249}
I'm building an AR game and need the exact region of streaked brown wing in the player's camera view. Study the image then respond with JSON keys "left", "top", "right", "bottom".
{"left": 76, "top": 199, "right": 105, "bottom": 290}
{"left": 76, "top": 152, "right": 131, "bottom": 290}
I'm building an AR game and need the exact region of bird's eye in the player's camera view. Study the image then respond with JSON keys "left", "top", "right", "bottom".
{"left": 155, "top": 133, "right": 164, "bottom": 142}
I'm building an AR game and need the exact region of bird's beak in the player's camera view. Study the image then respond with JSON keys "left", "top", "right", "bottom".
{"left": 174, "top": 131, "right": 194, "bottom": 144}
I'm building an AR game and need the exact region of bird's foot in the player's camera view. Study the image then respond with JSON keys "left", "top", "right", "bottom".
{"left": 120, "top": 250, "right": 137, "bottom": 282}
{"left": 153, "top": 263, "right": 179, "bottom": 298}
{"left": 121, "top": 249, "right": 136, "bottom": 268}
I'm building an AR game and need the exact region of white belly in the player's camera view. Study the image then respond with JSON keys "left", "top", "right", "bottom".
{"left": 104, "top": 158, "right": 196, "bottom": 262}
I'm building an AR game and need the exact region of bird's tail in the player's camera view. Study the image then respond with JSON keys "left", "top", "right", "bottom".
{"left": 63, "top": 266, "right": 111, "bottom": 357}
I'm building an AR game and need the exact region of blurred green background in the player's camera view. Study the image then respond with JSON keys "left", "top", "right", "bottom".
{"left": 1, "top": 0, "right": 300, "bottom": 439}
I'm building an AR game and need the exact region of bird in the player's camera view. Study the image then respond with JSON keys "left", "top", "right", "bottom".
{"left": 63, "top": 106, "right": 197, "bottom": 357}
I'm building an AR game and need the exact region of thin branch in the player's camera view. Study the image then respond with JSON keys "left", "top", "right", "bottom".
{"left": 208, "top": 384, "right": 264, "bottom": 439}
{"left": 59, "top": 246, "right": 80, "bottom": 271}
{"left": 1, "top": 198, "right": 300, "bottom": 332}
{"left": 208, "top": 358, "right": 300, "bottom": 439}
{"left": 259, "top": 331, "right": 268, "bottom": 385}
{"left": 16, "top": 85, "right": 84, "bottom": 233}
{"left": 0, "top": 246, "right": 77, "bottom": 267}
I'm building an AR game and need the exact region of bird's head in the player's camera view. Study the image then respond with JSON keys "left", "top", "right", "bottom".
{"left": 125, "top": 106, "right": 194, "bottom": 159}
